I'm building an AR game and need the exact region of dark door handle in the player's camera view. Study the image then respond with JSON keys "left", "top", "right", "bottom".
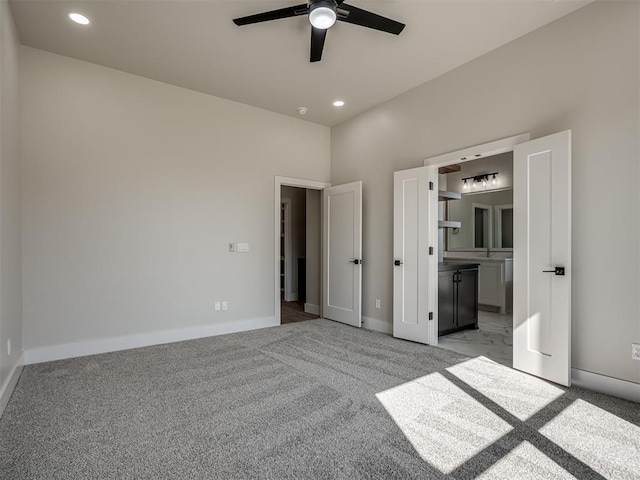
{"left": 394, "top": 260, "right": 403, "bottom": 266}
{"left": 351, "top": 259, "right": 362, "bottom": 265}
{"left": 543, "top": 266, "right": 565, "bottom": 276}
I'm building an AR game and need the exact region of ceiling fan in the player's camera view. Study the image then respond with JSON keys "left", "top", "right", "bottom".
{"left": 233, "top": 0, "right": 405, "bottom": 62}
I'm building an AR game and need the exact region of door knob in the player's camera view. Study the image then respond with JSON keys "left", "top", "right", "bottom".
{"left": 543, "top": 266, "right": 565, "bottom": 276}
{"left": 351, "top": 259, "right": 362, "bottom": 265}
{"left": 394, "top": 260, "right": 403, "bottom": 266}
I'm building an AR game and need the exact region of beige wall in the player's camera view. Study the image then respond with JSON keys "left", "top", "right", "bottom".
{"left": 0, "top": 0, "right": 23, "bottom": 395}
{"left": 21, "top": 47, "right": 330, "bottom": 351}
{"left": 331, "top": 2, "right": 639, "bottom": 384}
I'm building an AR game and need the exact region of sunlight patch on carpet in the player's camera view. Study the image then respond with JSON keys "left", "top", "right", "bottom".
{"left": 477, "top": 440, "right": 576, "bottom": 479}
{"left": 539, "top": 399, "right": 640, "bottom": 479}
{"left": 376, "top": 372, "right": 512, "bottom": 474}
{"left": 446, "top": 356, "right": 564, "bottom": 421}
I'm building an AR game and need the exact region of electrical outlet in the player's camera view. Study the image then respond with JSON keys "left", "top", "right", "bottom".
{"left": 229, "top": 243, "right": 236, "bottom": 252}
{"left": 222, "top": 301, "right": 228, "bottom": 311}
{"left": 7, "top": 338, "right": 11, "bottom": 356}
{"left": 375, "top": 299, "right": 381, "bottom": 309}
{"left": 632, "top": 343, "right": 640, "bottom": 361}
{"left": 215, "top": 301, "right": 221, "bottom": 311}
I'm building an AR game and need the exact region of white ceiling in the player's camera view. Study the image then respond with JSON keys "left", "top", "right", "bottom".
{"left": 10, "top": 1, "right": 590, "bottom": 126}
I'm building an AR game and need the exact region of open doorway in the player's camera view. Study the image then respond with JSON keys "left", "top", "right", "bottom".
{"left": 436, "top": 152, "right": 514, "bottom": 367}
{"left": 280, "top": 185, "right": 322, "bottom": 324}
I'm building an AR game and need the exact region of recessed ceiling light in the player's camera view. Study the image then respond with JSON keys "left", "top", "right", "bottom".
{"left": 332, "top": 100, "right": 345, "bottom": 107}
{"left": 68, "top": 12, "right": 90, "bottom": 25}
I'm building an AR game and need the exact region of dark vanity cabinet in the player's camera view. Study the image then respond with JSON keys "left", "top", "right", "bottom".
{"left": 438, "top": 263, "right": 479, "bottom": 336}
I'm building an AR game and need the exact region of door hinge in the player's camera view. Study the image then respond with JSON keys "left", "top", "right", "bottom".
{"left": 429, "top": 312, "right": 433, "bottom": 320}
{"left": 429, "top": 246, "right": 434, "bottom": 255}
{"left": 429, "top": 181, "right": 434, "bottom": 191}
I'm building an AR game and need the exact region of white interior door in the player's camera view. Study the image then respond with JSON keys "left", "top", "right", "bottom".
{"left": 393, "top": 166, "right": 438, "bottom": 344}
{"left": 322, "top": 181, "right": 362, "bottom": 327}
{"left": 514, "top": 130, "right": 572, "bottom": 386}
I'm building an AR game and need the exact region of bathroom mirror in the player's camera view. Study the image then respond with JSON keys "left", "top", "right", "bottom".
{"left": 447, "top": 188, "right": 513, "bottom": 250}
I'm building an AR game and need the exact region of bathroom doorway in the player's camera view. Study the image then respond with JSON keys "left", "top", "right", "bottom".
{"left": 395, "top": 131, "right": 572, "bottom": 386}
{"left": 437, "top": 151, "right": 514, "bottom": 367}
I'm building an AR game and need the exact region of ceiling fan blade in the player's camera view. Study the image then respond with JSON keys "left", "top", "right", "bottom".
{"left": 310, "top": 27, "right": 327, "bottom": 62}
{"left": 337, "top": 4, "right": 405, "bottom": 35}
{"left": 233, "top": 4, "right": 308, "bottom": 26}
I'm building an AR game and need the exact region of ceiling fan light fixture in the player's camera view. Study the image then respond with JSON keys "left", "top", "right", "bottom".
{"left": 68, "top": 12, "right": 90, "bottom": 25}
{"left": 309, "top": 1, "right": 337, "bottom": 29}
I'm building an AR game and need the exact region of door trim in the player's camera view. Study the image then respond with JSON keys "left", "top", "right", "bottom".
{"left": 274, "top": 176, "right": 330, "bottom": 324}
{"left": 422, "top": 133, "right": 530, "bottom": 346}
{"left": 423, "top": 133, "right": 530, "bottom": 168}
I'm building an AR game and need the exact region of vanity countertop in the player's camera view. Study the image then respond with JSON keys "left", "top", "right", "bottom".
{"left": 438, "top": 262, "right": 480, "bottom": 271}
{"left": 444, "top": 256, "right": 512, "bottom": 264}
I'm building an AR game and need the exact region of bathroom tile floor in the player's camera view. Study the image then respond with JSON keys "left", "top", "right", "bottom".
{"left": 437, "top": 311, "right": 513, "bottom": 367}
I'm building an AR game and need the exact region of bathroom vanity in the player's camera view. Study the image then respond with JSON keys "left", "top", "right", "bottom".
{"left": 444, "top": 255, "right": 512, "bottom": 314}
{"left": 438, "top": 262, "right": 479, "bottom": 336}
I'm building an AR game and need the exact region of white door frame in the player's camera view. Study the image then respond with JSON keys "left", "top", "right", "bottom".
{"left": 423, "top": 133, "right": 530, "bottom": 346}
{"left": 274, "top": 176, "right": 331, "bottom": 323}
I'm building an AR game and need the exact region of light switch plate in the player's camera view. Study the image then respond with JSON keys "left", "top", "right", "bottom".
{"left": 237, "top": 243, "right": 250, "bottom": 253}
{"left": 214, "top": 302, "right": 221, "bottom": 312}
{"left": 222, "top": 301, "right": 228, "bottom": 311}
{"left": 229, "top": 243, "right": 236, "bottom": 252}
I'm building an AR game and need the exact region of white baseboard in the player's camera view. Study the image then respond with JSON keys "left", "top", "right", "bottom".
{"left": 24, "top": 317, "right": 278, "bottom": 365}
{"left": 0, "top": 354, "right": 24, "bottom": 418}
{"left": 571, "top": 368, "right": 639, "bottom": 404}
{"left": 304, "top": 303, "right": 320, "bottom": 315}
{"left": 362, "top": 316, "right": 392, "bottom": 335}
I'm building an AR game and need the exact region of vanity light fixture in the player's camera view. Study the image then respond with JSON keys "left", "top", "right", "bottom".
{"left": 68, "top": 12, "right": 90, "bottom": 25}
{"left": 462, "top": 172, "right": 498, "bottom": 190}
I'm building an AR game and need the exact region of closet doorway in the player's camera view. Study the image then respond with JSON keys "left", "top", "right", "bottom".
{"left": 280, "top": 185, "right": 322, "bottom": 324}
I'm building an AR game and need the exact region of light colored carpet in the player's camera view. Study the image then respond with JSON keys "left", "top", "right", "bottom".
{"left": 1, "top": 319, "right": 638, "bottom": 479}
